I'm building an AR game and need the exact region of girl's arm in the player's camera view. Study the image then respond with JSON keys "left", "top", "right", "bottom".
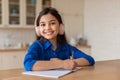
{"left": 70, "top": 46, "right": 95, "bottom": 67}
{"left": 31, "top": 59, "right": 62, "bottom": 71}
{"left": 73, "top": 58, "right": 90, "bottom": 67}
{"left": 32, "top": 58, "right": 77, "bottom": 71}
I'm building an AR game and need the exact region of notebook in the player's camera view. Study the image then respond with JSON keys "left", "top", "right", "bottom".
{"left": 22, "top": 67, "right": 81, "bottom": 78}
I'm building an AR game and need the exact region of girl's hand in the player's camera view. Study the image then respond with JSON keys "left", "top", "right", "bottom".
{"left": 62, "top": 59, "right": 77, "bottom": 70}
{"left": 50, "top": 58, "right": 77, "bottom": 70}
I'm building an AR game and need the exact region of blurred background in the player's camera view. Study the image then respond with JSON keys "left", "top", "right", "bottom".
{"left": 0, "top": 0, "right": 120, "bottom": 70}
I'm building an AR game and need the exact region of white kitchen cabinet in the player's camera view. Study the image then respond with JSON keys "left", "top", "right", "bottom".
{"left": 0, "top": 49, "right": 27, "bottom": 70}
{"left": 0, "top": 0, "right": 42, "bottom": 28}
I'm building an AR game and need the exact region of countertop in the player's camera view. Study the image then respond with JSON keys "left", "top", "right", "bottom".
{"left": 0, "top": 45, "right": 90, "bottom": 52}
{"left": 0, "top": 47, "right": 28, "bottom": 52}
{"left": 76, "top": 45, "right": 91, "bottom": 48}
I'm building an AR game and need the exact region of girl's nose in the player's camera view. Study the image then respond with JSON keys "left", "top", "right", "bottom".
{"left": 45, "top": 24, "right": 51, "bottom": 29}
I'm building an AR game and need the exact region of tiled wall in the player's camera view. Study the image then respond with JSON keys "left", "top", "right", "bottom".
{"left": 0, "top": 29, "right": 36, "bottom": 48}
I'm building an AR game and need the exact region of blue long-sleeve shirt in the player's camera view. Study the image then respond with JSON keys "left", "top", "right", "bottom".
{"left": 24, "top": 40, "right": 95, "bottom": 71}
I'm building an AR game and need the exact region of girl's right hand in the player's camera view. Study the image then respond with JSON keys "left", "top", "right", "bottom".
{"left": 62, "top": 59, "right": 77, "bottom": 70}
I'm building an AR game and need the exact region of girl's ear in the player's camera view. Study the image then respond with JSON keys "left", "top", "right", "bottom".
{"left": 59, "top": 24, "right": 65, "bottom": 35}
{"left": 35, "top": 27, "right": 41, "bottom": 36}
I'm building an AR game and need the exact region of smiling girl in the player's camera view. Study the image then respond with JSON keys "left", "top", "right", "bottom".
{"left": 23, "top": 7, "right": 95, "bottom": 71}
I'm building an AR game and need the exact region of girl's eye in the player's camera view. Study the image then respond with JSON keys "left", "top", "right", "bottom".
{"left": 50, "top": 22, "right": 55, "bottom": 25}
{"left": 40, "top": 24, "right": 45, "bottom": 27}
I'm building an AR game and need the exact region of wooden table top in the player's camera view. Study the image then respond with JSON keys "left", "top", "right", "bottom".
{"left": 0, "top": 59, "right": 120, "bottom": 80}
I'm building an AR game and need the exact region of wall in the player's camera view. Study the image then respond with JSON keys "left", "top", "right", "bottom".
{"left": 52, "top": 0, "right": 84, "bottom": 40}
{"left": 0, "top": 28, "right": 36, "bottom": 48}
{"left": 84, "top": 0, "right": 120, "bottom": 61}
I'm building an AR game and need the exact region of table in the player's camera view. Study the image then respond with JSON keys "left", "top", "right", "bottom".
{"left": 0, "top": 59, "right": 120, "bottom": 80}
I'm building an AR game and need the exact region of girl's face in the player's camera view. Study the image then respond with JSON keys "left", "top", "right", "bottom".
{"left": 39, "top": 13, "right": 60, "bottom": 41}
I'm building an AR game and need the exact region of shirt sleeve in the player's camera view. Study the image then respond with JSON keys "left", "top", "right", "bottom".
{"left": 72, "top": 47, "right": 95, "bottom": 66}
{"left": 23, "top": 41, "right": 42, "bottom": 71}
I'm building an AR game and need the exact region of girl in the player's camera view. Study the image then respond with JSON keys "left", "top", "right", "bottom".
{"left": 24, "top": 7, "right": 95, "bottom": 71}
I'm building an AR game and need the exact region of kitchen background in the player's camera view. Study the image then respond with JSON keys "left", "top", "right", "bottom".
{"left": 0, "top": 0, "right": 84, "bottom": 48}
{"left": 0, "top": 0, "right": 120, "bottom": 70}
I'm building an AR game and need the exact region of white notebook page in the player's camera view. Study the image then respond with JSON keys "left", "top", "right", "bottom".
{"left": 22, "top": 67, "right": 81, "bottom": 78}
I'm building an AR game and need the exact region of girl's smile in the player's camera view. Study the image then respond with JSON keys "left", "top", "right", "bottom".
{"left": 39, "top": 13, "right": 60, "bottom": 41}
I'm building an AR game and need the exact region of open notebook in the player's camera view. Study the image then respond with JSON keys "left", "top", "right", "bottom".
{"left": 22, "top": 67, "right": 81, "bottom": 78}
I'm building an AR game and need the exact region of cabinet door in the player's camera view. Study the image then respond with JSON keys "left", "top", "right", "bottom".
{"left": 1, "top": 51, "right": 26, "bottom": 70}
{"left": 0, "top": 0, "right": 42, "bottom": 28}
{"left": 9, "top": 0, "right": 20, "bottom": 24}
{"left": 1, "top": 0, "right": 20, "bottom": 26}
{"left": 26, "top": 0, "right": 36, "bottom": 25}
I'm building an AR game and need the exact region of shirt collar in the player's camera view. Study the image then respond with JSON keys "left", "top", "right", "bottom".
{"left": 43, "top": 40, "right": 67, "bottom": 51}
{"left": 44, "top": 40, "right": 53, "bottom": 50}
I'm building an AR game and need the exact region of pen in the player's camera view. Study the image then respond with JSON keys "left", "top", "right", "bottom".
{"left": 70, "top": 50, "right": 74, "bottom": 60}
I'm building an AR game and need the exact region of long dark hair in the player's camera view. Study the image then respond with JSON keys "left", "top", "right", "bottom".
{"left": 35, "top": 7, "right": 67, "bottom": 44}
